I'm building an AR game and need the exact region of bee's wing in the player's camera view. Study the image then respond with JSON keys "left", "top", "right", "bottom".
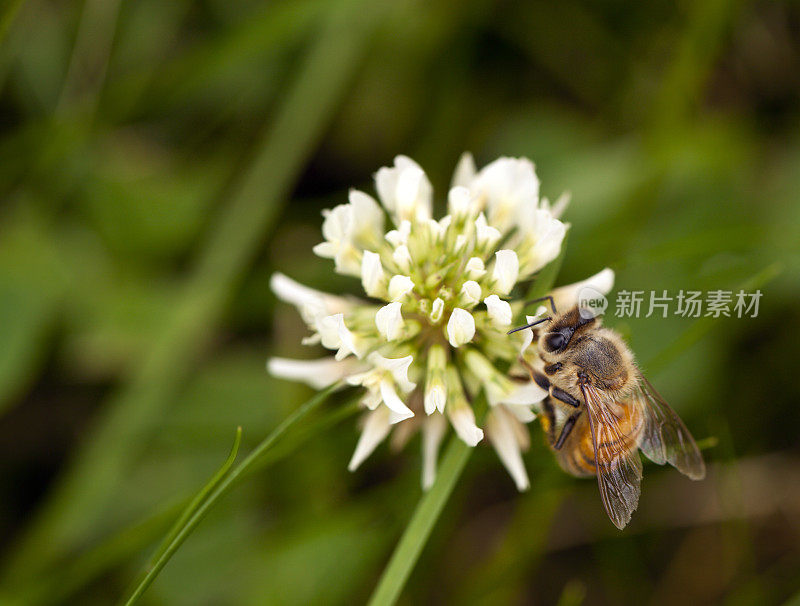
{"left": 635, "top": 375, "right": 706, "bottom": 480}
{"left": 580, "top": 382, "right": 643, "bottom": 530}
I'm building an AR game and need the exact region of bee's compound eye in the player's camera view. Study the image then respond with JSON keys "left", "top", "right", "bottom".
{"left": 545, "top": 332, "right": 566, "bottom": 351}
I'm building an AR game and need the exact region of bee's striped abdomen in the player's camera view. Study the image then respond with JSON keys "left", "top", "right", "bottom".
{"left": 542, "top": 399, "right": 644, "bottom": 478}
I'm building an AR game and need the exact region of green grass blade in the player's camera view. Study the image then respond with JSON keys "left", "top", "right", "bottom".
{"left": 148, "top": 427, "right": 242, "bottom": 565}
{"left": 121, "top": 383, "right": 338, "bottom": 606}
{"left": 121, "top": 427, "right": 242, "bottom": 606}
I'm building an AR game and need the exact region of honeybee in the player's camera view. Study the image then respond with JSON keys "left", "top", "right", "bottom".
{"left": 511, "top": 298, "right": 706, "bottom": 529}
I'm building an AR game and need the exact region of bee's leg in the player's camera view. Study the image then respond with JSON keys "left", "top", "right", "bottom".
{"left": 550, "top": 386, "right": 580, "bottom": 408}
{"left": 518, "top": 357, "right": 551, "bottom": 391}
{"left": 532, "top": 372, "right": 550, "bottom": 391}
{"left": 518, "top": 356, "right": 580, "bottom": 408}
{"left": 542, "top": 397, "right": 558, "bottom": 444}
{"left": 521, "top": 364, "right": 580, "bottom": 408}
{"left": 534, "top": 373, "right": 581, "bottom": 409}
{"left": 554, "top": 411, "right": 581, "bottom": 450}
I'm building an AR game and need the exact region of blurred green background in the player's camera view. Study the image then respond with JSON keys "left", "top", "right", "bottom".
{"left": 1, "top": 0, "right": 799, "bottom": 604}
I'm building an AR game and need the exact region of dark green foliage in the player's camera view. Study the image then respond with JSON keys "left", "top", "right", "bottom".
{"left": 0, "top": 0, "right": 798, "bottom": 604}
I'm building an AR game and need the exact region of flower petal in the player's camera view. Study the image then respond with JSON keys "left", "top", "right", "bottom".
{"left": 361, "top": 250, "right": 386, "bottom": 297}
{"left": 430, "top": 297, "right": 444, "bottom": 323}
{"left": 424, "top": 346, "right": 447, "bottom": 415}
{"left": 388, "top": 410, "right": 414, "bottom": 424}
{"left": 396, "top": 162, "right": 432, "bottom": 222}
{"left": 380, "top": 380, "right": 414, "bottom": 422}
{"left": 517, "top": 209, "right": 567, "bottom": 277}
{"left": 446, "top": 308, "right": 476, "bottom": 347}
{"left": 464, "top": 257, "right": 486, "bottom": 280}
{"left": 348, "top": 189, "right": 385, "bottom": 237}
{"left": 270, "top": 273, "right": 350, "bottom": 325}
{"left": 470, "top": 157, "right": 539, "bottom": 234}
{"left": 424, "top": 381, "right": 446, "bottom": 415}
{"left": 459, "top": 280, "right": 482, "bottom": 306}
{"left": 421, "top": 413, "right": 447, "bottom": 489}
{"left": 320, "top": 204, "right": 349, "bottom": 243}
{"left": 448, "top": 404, "right": 484, "bottom": 446}
{"left": 267, "top": 356, "right": 360, "bottom": 389}
{"left": 447, "top": 185, "right": 473, "bottom": 217}
{"left": 392, "top": 245, "right": 412, "bottom": 273}
{"left": 451, "top": 152, "right": 476, "bottom": 188}
{"left": 375, "top": 302, "right": 404, "bottom": 341}
{"left": 550, "top": 268, "right": 615, "bottom": 312}
{"left": 518, "top": 314, "right": 545, "bottom": 354}
{"left": 543, "top": 191, "right": 570, "bottom": 219}
{"left": 388, "top": 274, "right": 415, "bottom": 301}
{"left": 501, "top": 380, "right": 548, "bottom": 406}
{"left": 316, "top": 313, "right": 363, "bottom": 360}
{"left": 375, "top": 156, "right": 432, "bottom": 223}
{"left": 475, "top": 213, "right": 502, "bottom": 250}
{"left": 486, "top": 407, "right": 530, "bottom": 490}
{"left": 484, "top": 294, "right": 512, "bottom": 326}
{"left": 492, "top": 250, "right": 520, "bottom": 295}
{"left": 367, "top": 352, "right": 416, "bottom": 393}
{"left": 503, "top": 402, "right": 537, "bottom": 423}
{"left": 315, "top": 204, "right": 362, "bottom": 275}
{"left": 348, "top": 408, "right": 391, "bottom": 471}
{"left": 385, "top": 220, "right": 411, "bottom": 247}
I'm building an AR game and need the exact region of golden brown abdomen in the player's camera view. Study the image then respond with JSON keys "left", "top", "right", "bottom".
{"left": 540, "top": 399, "right": 644, "bottom": 478}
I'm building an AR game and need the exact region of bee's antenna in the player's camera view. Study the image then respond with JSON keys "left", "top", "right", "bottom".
{"left": 507, "top": 316, "right": 551, "bottom": 335}
{"left": 524, "top": 295, "right": 557, "bottom": 314}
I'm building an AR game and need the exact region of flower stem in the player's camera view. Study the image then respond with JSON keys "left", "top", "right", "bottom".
{"left": 121, "top": 383, "right": 339, "bottom": 606}
{"left": 367, "top": 394, "right": 487, "bottom": 606}
{"left": 366, "top": 435, "right": 473, "bottom": 606}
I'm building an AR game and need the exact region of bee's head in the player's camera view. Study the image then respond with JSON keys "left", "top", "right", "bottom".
{"left": 538, "top": 306, "right": 598, "bottom": 358}
{"left": 540, "top": 329, "right": 568, "bottom": 354}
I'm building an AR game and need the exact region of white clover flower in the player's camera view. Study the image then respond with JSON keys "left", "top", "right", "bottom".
{"left": 388, "top": 275, "right": 415, "bottom": 301}
{"left": 375, "top": 302, "right": 404, "bottom": 341}
{"left": 491, "top": 250, "right": 520, "bottom": 295}
{"left": 375, "top": 156, "right": 432, "bottom": 223}
{"left": 361, "top": 250, "right": 387, "bottom": 297}
{"left": 446, "top": 308, "right": 476, "bottom": 347}
{"left": 312, "top": 190, "right": 385, "bottom": 276}
{"left": 484, "top": 295, "right": 512, "bottom": 326}
{"left": 270, "top": 153, "right": 607, "bottom": 490}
